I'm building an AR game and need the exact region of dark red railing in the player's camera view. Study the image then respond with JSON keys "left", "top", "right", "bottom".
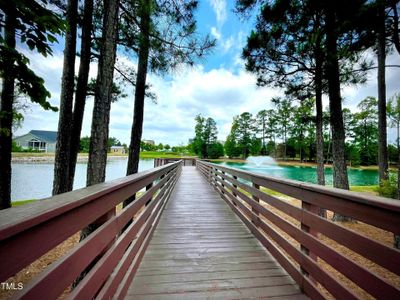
{"left": 0, "top": 161, "right": 182, "bottom": 299}
{"left": 197, "top": 160, "right": 400, "bottom": 300}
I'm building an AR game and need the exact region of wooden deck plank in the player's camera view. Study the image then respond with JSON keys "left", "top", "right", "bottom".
{"left": 126, "top": 167, "right": 307, "bottom": 299}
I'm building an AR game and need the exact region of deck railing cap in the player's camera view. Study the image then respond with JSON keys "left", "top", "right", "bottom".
{"left": 198, "top": 160, "right": 400, "bottom": 213}
{"left": 0, "top": 161, "right": 181, "bottom": 240}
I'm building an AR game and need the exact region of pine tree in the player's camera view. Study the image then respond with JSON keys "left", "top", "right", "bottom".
{"left": 0, "top": 0, "right": 63, "bottom": 208}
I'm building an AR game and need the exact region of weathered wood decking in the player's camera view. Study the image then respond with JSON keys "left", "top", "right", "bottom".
{"left": 127, "top": 166, "right": 308, "bottom": 299}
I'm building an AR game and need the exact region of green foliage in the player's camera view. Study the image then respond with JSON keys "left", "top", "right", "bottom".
{"left": 377, "top": 174, "right": 398, "bottom": 199}
{"left": 193, "top": 114, "right": 219, "bottom": 158}
{"left": 266, "top": 141, "right": 276, "bottom": 156}
{"left": 17, "top": 147, "right": 41, "bottom": 153}
{"left": 80, "top": 136, "right": 126, "bottom": 153}
{"left": 235, "top": 112, "right": 256, "bottom": 158}
{"left": 86, "top": 78, "right": 127, "bottom": 103}
{"left": 351, "top": 97, "right": 378, "bottom": 165}
{"left": 224, "top": 133, "right": 240, "bottom": 158}
{"left": 1, "top": 0, "right": 65, "bottom": 56}
{"left": 79, "top": 136, "right": 90, "bottom": 153}
{"left": 108, "top": 137, "right": 122, "bottom": 151}
{"left": 387, "top": 93, "right": 400, "bottom": 129}
{"left": 141, "top": 141, "right": 157, "bottom": 151}
{"left": 0, "top": 0, "right": 64, "bottom": 111}
{"left": 208, "top": 142, "right": 224, "bottom": 159}
{"left": 12, "top": 140, "right": 22, "bottom": 152}
{"left": 345, "top": 143, "right": 361, "bottom": 167}
{"left": 118, "top": 0, "right": 215, "bottom": 79}
{"left": 249, "top": 138, "right": 262, "bottom": 155}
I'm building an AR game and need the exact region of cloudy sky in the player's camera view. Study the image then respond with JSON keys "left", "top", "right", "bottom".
{"left": 15, "top": 0, "right": 400, "bottom": 146}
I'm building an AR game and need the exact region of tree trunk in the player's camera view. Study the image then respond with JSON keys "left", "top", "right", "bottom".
{"left": 87, "top": 0, "right": 119, "bottom": 187}
{"left": 53, "top": 0, "right": 78, "bottom": 195}
{"left": 315, "top": 47, "right": 326, "bottom": 187}
{"left": 67, "top": 0, "right": 94, "bottom": 191}
{"left": 397, "top": 120, "right": 400, "bottom": 200}
{"left": 283, "top": 129, "right": 287, "bottom": 161}
{"left": 299, "top": 133, "right": 303, "bottom": 163}
{"left": 377, "top": 3, "right": 389, "bottom": 183}
{"left": 396, "top": 120, "right": 400, "bottom": 249}
{"left": 124, "top": 0, "right": 151, "bottom": 207}
{"left": 261, "top": 119, "right": 266, "bottom": 154}
{"left": 0, "top": 5, "right": 16, "bottom": 210}
{"left": 326, "top": 129, "right": 331, "bottom": 164}
{"left": 74, "top": 0, "right": 119, "bottom": 286}
{"left": 392, "top": 0, "right": 400, "bottom": 55}
{"left": 325, "top": 6, "right": 351, "bottom": 222}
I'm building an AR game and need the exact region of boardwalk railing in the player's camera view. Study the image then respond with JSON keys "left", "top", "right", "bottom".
{"left": 197, "top": 160, "right": 400, "bottom": 299}
{"left": 154, "top": 157, "right": 196, "bottom": 167}
{"left": 0, "top": 161, "right": 182, "bottom": 299}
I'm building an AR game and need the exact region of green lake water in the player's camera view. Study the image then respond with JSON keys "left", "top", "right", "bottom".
{"left": 214, "top": 161, "right": 379, "bottom": 186}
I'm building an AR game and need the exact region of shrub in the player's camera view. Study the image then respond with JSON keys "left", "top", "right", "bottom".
{"left": 208, "top": 143, "right": 224, "bottom": 159}
{"left": 376, "top": 173, "right": 398, "bottom": 199}
{"left": 12, "top": 141, "right": 23, "bottom": 152}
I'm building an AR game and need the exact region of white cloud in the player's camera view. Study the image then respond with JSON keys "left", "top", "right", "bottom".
{"left": 15, "top": 46, "right": 400, "bottom": 147}
{"left": 14, "top": 50, "right": 283, "bottom": 146}
{"left": 210, "top": 26, "right": 221, "bottom": 40}
{"left": 222, "top": 35, "right": 234, "bottom": 52}
{"left": 208, "top": 0, "right": 227, "bottom": 28}
{"left": 338, "top": 52, "right": 400, "bottom": 142}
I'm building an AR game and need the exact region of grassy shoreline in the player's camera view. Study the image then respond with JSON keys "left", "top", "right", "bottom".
{"left": 13, "top": 152, "right": 386, "bottom": 170}
{"left": 209, "top": 157, "right": 398, "bottom": 171}
{"left": 12, "top": 151, "right": 196, "bottom": 161}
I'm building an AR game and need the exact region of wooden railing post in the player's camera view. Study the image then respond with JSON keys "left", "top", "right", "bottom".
{"left": 221, "top": 170, "right": 225, "bottom": 194}
{"left": 252, "top": 183, "right": 260, "bottom": 226}
{"left": 231, "top": 175, "right": 238, "bottom": 206}
{"left": 189, "top": 162, "right": 400, "bottom": 299}
{"left": 145, "top": 182, "right": 153, "bottom": 206}
{"left": 300, "top": 202, "right": 318, "bottom": 281}
{"left": 208, "top": 166, "right": 213, "bottom": 185}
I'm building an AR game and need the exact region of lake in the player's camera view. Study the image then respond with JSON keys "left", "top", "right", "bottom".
{"left": 214, "top": 161, "right": 379, "bottom": 186}
{"left": 11, "top": 158, "right": 379, "bottom": 202}
{"left": 11, "top": 158, "right": 154, "bottom": 202}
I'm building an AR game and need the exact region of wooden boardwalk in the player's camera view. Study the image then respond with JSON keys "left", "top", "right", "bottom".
{"left": 127, "top": 167, "right": 308, "bottom": 299}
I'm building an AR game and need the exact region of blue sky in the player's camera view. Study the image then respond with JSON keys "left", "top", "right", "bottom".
{"left": 15, "top": 0, "right": 400, "bottom": 146}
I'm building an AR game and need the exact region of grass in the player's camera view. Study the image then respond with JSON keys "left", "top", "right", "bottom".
{"left": 139, "top": 151, "right": 196, "bottom": 159}
{"left": 350, "top": 185, "right": 379, "bottom": 194}
{"left": 12, "top": 151, "right": 196, "bottom": 159}
{"left": 12, "top": 199, "right": 36, "bottom": 206}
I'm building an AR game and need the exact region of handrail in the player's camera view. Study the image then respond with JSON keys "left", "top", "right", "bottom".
{"left": 154, "top": 157, "right": 196, "bottom": 167}
{"left": 197, "top": 160, "right": 400, "bottom": 300}
{"left": 0, "top": 160, "right": 182, "bottom": 299}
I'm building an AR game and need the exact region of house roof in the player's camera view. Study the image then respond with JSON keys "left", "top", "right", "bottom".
{"left": 29, "top": 130, "right": 57, "bottom": 143}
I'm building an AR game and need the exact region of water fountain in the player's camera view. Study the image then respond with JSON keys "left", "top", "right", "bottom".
{"left": 245, "top": 156, "right": 278, "bottom": 167}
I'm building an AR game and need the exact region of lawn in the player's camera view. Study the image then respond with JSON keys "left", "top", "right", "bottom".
{"left": 139, "top": 151, "right": 196, "bottom": 159}
{"left": 12, "top": 199, "right": 36, "bottom": 206}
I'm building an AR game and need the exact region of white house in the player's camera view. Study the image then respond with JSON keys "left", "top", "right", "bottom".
{"left": 110, "top": 146, "right": 126, "bottom": 154}
{"left": 13, "top": 130, "right": 57, "bottom": 153}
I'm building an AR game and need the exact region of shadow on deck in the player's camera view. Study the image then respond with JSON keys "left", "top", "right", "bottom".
{"left": 0, "top": 159, "right": 399, "bottom": 299}
{"left": 127, "top": 167, "right": 306, "bottom": 299}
